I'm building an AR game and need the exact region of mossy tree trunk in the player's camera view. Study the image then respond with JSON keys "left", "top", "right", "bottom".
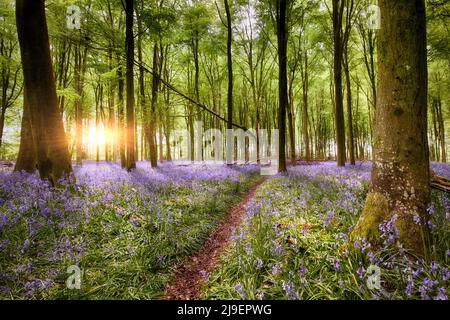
{"left": 352, "top": 0, "right": 431, "bottom": 257}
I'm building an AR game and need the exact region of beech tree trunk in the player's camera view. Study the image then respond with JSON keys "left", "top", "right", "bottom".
{"left": 301, "top": 51, "right": 310, "bottom": 162}
{"left": 276, "top": 0, "right": 287, "bottom": 173}
{"left": 14, "top": 89, "right": 36, "bottom": 173}
{"left": 149, "top": 43, "right": 159, "bottom": 168}
{"left": 125, "top": 0, "right": 136, "bottom": 171}
{"left": 352, "top": 0, "right": 431, "bottom": 258}
{"left": 15, "top": 0, "right": 73, "bottom": 185}
{"left": 225, "top": 0, "right": 233, "bottom": 165}
{"left": 117, "top": 64, "right": 126, "bottom": 168}
{"left": 332, "top": 0, "right": 346, "bottom": 167}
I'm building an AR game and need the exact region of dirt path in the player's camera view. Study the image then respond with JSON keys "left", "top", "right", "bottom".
{"left": 164, "top": 178, "right": 267, "bottom": 300}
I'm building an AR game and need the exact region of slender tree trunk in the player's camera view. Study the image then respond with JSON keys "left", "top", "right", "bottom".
{"left": 224, "top": 0, "right": 234, "bottom": 165}
{"left": 436, "top": 96, "right": 446, "bottom": 162}
{"left": 117, "top": 64, "right": 126, "bottom": 168}
{"left": 332, "top": 0, "right": 346, "bottom": 167}
{"left": 74, "top": 45, "right": 82, "bottom": 165}
{"left": 302, "top": 51, "right": 310, "bottom": 162}
{"left": 137, "top": 4, "right": 147, "bottom": 163}
{"left": 149, "top": 44, "right": 159, "bottom": 167}
{"left": 125, "top": 0, "right": 136, "bottom": 170}
{"left": 0, "top": 109, "right": 5, "bottom": 150}
{"left": 287, "top": 83, "right": 296, "bottom": 165}
{"left": 344, "top": 45, "right": 355, "bottom": 165}
{"left": 352, "top": 0, "right": 431, "bottom": 258}
{"left": 276, "top": 0, "right": 287, "bottom": 173}
{"left": 15, "top": 0, "right": 73, "bottom": 185}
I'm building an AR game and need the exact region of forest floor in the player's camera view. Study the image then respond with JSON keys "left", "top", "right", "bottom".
{"left": 165, "top": 177, "right": 267, "bottom": 300}
{"left": 0, "top": 161, "right": 449, "bottom": 300}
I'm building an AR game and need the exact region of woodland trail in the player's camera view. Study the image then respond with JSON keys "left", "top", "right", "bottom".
{"left": 164, "top": 177, "right": 267, "bottom": 300}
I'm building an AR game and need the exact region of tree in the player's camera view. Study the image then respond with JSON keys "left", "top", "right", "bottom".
{"left": 342, "top": 0, "right": 355, "bottom": 165}
{"left": 74, "top": 43, "right": 88, "bottom": 165}
{"left": 275, "top": 0, "right": 288, "bottom": 173}
{"left": 352, "top": 0, "right": 431, "bottom": 257}
{"left": 125, "top": 0, "right": 136, "bottom": 170}
{"left": 332, "top": 0, "right": 346, "bottom": 166}
{"left": 15, "top": 0, "right": 73, "bottom": 184}
{"left": 224, "top": 0, "right": 234, "bottom": 165}
{"left": 0, "top": 26, "right": 21, "bottom": 152}
{"left": 14, "top": 88, "right": 35, "bottom": 172}
{"left": 149, "top": 42, "right": 160, "bottom": 168}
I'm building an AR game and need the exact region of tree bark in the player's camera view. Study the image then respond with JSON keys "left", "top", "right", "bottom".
{"left": 117, "top": 64, "right": 126, "bottom": 168}
{"left": 224, "top": 0, "right": 233, "bottom": 165}
{"left": 332, "top": 0, "right": 346, "bottom": 167}
{"left": 14, "top": 88, "right": 36, "bottom": 172}
{"left": 276, "top": 0, "right": 288, "bottom": 173}
{"left": 351, "top": 0, "right": 431, "bottom": 258}
{"left": 344, "top": 44, "right": 355, "bottom": 165}
{"left": 149, "top": 43, "right": 159, "bottom": 168}
{"left": 15, "top": 0, "right": 73, "bottom": 185}
{"left": 125, "top": 0, "right": 136, "bottom": 170}
{"left": 301, "top": 51, "right": 310, "bottom": 162}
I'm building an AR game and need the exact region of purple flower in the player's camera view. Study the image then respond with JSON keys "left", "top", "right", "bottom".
{"left": 405, "top": 275, "right": 414, "bottom": 296}
{"left": 430, "top": 262, "right": 439, "bottom": 274}
{"left": 254, "top": 258, "right": 263, "bottom": 270}
{"left": 333, "top": 260, "right": 341, "bottom": 271}
{"left": 419, "top": 278, "right": 438, "bottom": 300}
{"left": 235, "top": 283, "right": 246, "bottom": 299}
{"left": 435, "top": 287, "right": 448, "bottom": 300}
{"left": 298, "top": 263, "right": 308, "bottom": 275}
{"left": 272, "top": 241, "right": 283, "bottom": 256}
{"left": 19, "top": 239, "right": 31, "bottom": 253}
{"left": 282, "top": 280, "right": 299, "bottom": 300}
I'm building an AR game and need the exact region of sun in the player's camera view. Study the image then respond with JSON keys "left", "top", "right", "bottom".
{"left": 88, "top": 122, "right": 106, "bottom": 148}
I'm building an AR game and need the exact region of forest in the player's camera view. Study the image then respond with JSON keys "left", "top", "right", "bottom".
{"left": 0, "top": 0, "right": 449, "bottom": 301}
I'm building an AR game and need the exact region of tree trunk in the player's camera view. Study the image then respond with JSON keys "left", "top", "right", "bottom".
{"left": 436, "top": 96, "right": 446, "bottom": 162}
{"left": 74, "top": 44, "right": 84, "bottom": 165}
{"left": 15, "top": 0, "right": 73, "bottom": 185}
{"left": 302, "top": 51, "right": 310, "bottom": 162}
{"left": 287, "top": 80, "right": 296, "bottom": 165}
{"left": 332, "top": 0, "right": 346, "bottom": 167}
{"left": 117, "top": 65, "right": 126, "bottom": 168}
{"left": 107, "top": 49, "right": 115, "bottom": 162}
{"left": 149, "top": 43, "right": 159, "bottom": 168}
{"left": 351, "top": 0, "right": 431, "bottom": 258}
{"left": 0, "top": 108, "right": 5, "bottom": 151}
{"left": 224, "top": 0, "right": 234, "bottom": 165}
{"left": 137, "top": 3, "right": 147, "bottom": 162}
{"left": 125, "top": 0, "right": 136, "bottom": 170}
{"left": 344, "top": 44, "right": 355, "bottom": 165}
{"left": 15, "top": 89, "right": 36, "bottom": 172}
{"left": 276, "top": 0, "right": 287, "bottom": 173}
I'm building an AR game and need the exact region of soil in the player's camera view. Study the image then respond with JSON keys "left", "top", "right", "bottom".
{"left": 164, "top": 178, "right": 267, "bottom": 300}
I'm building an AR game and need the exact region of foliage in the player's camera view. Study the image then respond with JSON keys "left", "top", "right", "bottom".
{"left": 203, "top": 162, "right": 450, "bottom": 300}
{"left": 0, "top": 162, "right": 259, "bottom": 299}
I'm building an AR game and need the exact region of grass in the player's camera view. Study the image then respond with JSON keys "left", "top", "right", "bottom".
{"left": 202, "top": 163, "right": 450, "bottom": 300}
{"left": 0, "top": 162, "right": 260, "bottom": 299}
